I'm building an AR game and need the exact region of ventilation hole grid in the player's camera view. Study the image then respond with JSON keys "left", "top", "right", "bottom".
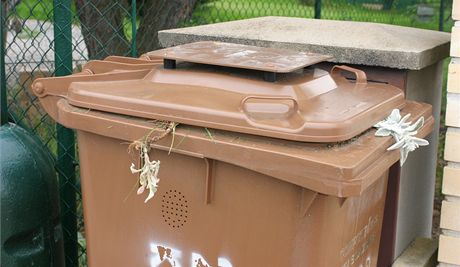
{"left": 161, "top": 189, "right": 189, "bottom": 229}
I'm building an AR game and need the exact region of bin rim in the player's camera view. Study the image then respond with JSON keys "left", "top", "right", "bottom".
{"left": 55, "top": 98, "right": 433, "bottom": 197}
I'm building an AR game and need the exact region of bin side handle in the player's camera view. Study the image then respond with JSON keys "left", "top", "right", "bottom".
{"left": 331, "top": 65, "right": 367, "bottom": 85}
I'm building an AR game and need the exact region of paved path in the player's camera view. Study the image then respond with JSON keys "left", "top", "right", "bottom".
{"left": 5, "top": 19, "right": 88, "bottom": 86}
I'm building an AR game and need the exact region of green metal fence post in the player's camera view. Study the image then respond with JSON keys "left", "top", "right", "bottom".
{"left": 1, "top": 3, "right": 7, "bottom": 126}
{"left": 53, "top": 0, "right": 77, "bottom": 266}
{"left": 439, "top": 0, "right": 445, "bottom": 31}
{"left": 314, "top": 0, "right": 321, "bottom": 19}
{"left": 131, "top": 0, "right": 138, "bottom": 57}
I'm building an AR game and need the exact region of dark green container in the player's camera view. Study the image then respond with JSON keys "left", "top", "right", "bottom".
{"left": 1, "top": 123, "right": 65, "bottom": 267}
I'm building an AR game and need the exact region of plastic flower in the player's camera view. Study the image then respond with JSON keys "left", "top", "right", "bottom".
{"left": 374, "top": 109, "right": 428, "bottom": 166}
{"left": 130, "top": 145, "right": 161, "bottom": 203}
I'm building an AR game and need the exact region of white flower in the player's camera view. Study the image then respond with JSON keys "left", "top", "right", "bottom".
{"left": 374, "top": 109, "right": 429, "bottom": 166}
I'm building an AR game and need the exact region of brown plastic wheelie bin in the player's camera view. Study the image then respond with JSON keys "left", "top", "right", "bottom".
{"left": 32, "top": 42, "right": 434, "bottom": 267}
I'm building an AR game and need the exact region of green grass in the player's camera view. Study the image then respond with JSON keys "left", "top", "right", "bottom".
{"left": 322, "top": 0, "right": 452, "bottom": 30}
{"left": 189, "top": 0, "right": 314, "bottom": 25}
{"left": 188, "top": 0, "right": 453, "bottom": 31}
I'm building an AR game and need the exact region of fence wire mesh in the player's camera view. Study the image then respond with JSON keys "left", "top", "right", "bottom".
{"left": 0, "top": 0, "right": 453, "bottom": 266}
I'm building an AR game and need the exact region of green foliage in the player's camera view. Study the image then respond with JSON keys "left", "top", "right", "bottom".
{"left": 15, "top": 0, "right": 53, "bottom": 21}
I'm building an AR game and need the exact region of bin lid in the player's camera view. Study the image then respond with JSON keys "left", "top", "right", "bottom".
{"left": 144, "top": 41, "right": 332, "bottom": 73}
{"left": 66, "top": 42, "right": 405, "bottom": 142}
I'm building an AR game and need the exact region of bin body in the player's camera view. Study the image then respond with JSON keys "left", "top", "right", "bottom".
{"left": 79, "top": 131, "right": 387, "bottom": 267}
{"left": 31, "top": 42, "right": 435, "bottom": 267}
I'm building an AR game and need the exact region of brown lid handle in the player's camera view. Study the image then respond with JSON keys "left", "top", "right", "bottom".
{"left": 331, "top": 65, "right": 367, "bottom": 85}
{"left": 241, "top": 95, "right": 299, "bottom": 114}
{"left": 241, "top": 95, "right": 302, "bottom": 131}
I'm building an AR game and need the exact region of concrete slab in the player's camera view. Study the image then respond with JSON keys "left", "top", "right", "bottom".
{"left": 159, "top": 16, "right": 450, "bottom": 70}
{"left": 392, "top": 238, "right": 438, "bottom": 267}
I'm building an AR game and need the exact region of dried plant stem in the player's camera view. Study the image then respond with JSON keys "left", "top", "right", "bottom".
{"left": 128, "top": 121, "right": 178, "bottom": 203}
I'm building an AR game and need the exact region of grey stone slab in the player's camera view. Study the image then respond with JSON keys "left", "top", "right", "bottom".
{"left": 159, "top": 16, "right": 450, "bottom": 70}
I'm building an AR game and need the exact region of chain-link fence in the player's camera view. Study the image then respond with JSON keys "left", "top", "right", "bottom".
{"left": 0, "top": 0, "right": 453, "bottom": 266}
